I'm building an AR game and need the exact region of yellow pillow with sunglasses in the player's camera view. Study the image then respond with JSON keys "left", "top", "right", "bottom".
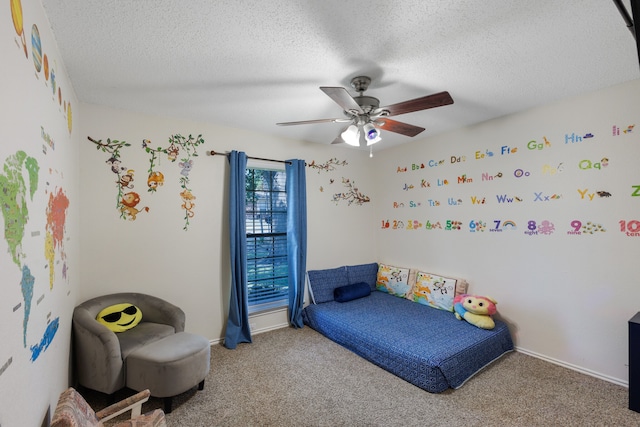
{"left": 96, "top": 303, "right": 143, "bottom": 332}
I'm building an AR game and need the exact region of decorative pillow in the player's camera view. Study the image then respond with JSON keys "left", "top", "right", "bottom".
{"left": 96, "top": 303, "right": 143, "bottom": 332}
{"left": 334, "top": 282, "right": 371, "bottom": 302}
{"left": 346, "top": 263, "right": 378, "bottom": 291}
{"left": 307, "top": 267, "right": 349, "bottom": 304}
{"left": 413, "top": 271, "right": 463, "bottom": 311}
{"left": 376, "top": 264, "right": 413, "bottom": 298}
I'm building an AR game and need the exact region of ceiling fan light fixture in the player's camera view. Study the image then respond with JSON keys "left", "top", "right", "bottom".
{"left": 367, "top": 134, "right": 381, "bottom": 146}
{"left": 363, "top": 123, "right": 381, "bottom": 146}
{"left": 341, "top": 124, "right": 360, "bottom": 146}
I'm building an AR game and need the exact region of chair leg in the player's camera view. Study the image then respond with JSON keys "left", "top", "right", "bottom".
{"left": 161, "top": 381, "right": 204, "bottom": 414}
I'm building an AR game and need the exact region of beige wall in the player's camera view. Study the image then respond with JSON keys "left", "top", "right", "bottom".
{"left": 79, "top": 79, "right": 640, "bottom": 388}
{"left": 3, "top": 1, "right": 640, "bottom": 424}
{"left": 374, "top": 78, "right": 640, "bottom": 385}
{"left": 1, "top": 0, "right": 80, "bottom": 425}
{"left": 78, "top": 103, "right": 378, "bottom": 341}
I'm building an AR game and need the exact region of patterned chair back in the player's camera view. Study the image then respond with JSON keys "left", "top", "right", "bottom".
{"left": 51, "top": 387, "right": 100, "bottom": 427}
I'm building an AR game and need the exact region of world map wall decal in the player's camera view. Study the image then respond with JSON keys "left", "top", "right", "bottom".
{"left": 0, "top": 151, "right": 66, "bottom": 361}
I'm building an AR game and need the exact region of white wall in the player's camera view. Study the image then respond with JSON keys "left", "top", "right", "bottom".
{"left": 78, "top": 103, "right": 378, "bottom": 340}
{"left": 78, "top": 79, "right": 640, "bottom": 389}
{"left": 374, "top": 78, "right": 640, "bottom": 385}
{"left": 0, "top": 0, "right": 80, "bottom": 425}
{"left": 3, "top": 4, "right": 638, "bottom": 424}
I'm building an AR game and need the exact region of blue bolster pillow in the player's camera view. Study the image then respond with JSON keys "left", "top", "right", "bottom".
{"left": 334, "top": 282, "right": 371, "bottom": 302}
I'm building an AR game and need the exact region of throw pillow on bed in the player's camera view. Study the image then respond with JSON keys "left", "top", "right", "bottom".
{"left": 334, "top": 282, "right": 371, "bottom": 302}
{"left": 346, "top": 262, "right": 378, "bottom": 290}
{"left": 376, "top": 263, "right": 413, "bottom": 298}
{"left": 413, "top": 271, "right": 459, "bottom": 311}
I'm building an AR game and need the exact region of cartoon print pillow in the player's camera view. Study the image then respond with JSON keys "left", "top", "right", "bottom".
{"left": 376, "top": 264, "right": 413, "bottom": 298}
{"left": 413, "top": 271, "right": 458, "bottom": 311}
{"left": 96, "top": 303, "right": 143, "bottom": 333}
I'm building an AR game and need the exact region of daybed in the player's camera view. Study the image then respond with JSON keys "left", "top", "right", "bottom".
{"left": 302, "top": 263, "right": 514, "bottom": 393}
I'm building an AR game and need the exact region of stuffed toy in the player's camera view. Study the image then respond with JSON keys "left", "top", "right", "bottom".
{"left": 454, "top": 294, "right": 497, "bottom": 330}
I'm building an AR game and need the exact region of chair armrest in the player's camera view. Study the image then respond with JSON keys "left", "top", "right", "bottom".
{"left": 72, "top": 308, "right": 125, "bottom": 394}
{"left": 95, "top": 389, "right": 151, "bottom": 422}
{"left": 135, "top": 294, "right": 186, "bottom": 333}
{"left": 113, "top": 409, "right": 166, "bottom": 427}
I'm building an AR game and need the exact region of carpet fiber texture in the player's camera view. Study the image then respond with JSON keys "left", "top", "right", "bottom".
{"left": 84, "top": 326, "right": 640, "bottom": 426}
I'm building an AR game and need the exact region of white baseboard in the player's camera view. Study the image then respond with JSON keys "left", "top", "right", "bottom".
{"left": 515, "top": 346, "right": 628, "bottom": 388}
{"left": 250, "top": 322, "right": 289, "bottom": 336}
{"left": 208, "top": 322, "right": 289, "bottom": 346}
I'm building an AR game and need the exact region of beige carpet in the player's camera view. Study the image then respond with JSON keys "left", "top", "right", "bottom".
{"left": 86, "top": 326, "right": 640, "bottom": 426}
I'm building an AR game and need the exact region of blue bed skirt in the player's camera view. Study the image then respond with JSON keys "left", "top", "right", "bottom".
{"left": 302, "top": 291, "right": 514, "bottom": 393}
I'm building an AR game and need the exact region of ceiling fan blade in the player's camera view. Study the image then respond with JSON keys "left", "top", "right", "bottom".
{"left": 276, "top": 118, "right": 351, "bottom": 126}
{"left": 380, "top": 91, "right": 453, "bottom": 117}
{"left": 374, "top": 118, "right": 425, "bottom": 137}
{"left": 320, "top": 87, "right": 363, "bottom": 114}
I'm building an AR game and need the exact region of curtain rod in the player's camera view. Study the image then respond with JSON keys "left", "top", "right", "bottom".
{"left": 613, "top": 0, "right": 636, "bottom": 38}
{"left": 207, "top": 150, "right": 293, "bottom": 165}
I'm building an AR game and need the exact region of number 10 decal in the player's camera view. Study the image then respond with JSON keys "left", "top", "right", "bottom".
{"left": 620, "top": 220, "right": 640, "bottom": 236}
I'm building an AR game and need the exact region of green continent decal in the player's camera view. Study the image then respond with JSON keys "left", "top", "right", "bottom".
{"left": 0, "top": 151, "right": 39, "bottom": 266}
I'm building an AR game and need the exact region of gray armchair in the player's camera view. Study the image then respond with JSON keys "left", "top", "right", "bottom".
{"left": 72, "top": 293, "right": 185, "bottom": 395}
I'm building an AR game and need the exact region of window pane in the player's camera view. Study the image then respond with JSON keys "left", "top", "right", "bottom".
{"left": 245, "top": 168, "right": 287, "bottom": 306}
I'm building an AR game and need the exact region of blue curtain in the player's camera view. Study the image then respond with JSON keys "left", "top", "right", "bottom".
{"left": 286, "top": 159, "right": 307, "bottom": 328}
{"left": 224, "top": 150, "right": 252, "bottom": 349}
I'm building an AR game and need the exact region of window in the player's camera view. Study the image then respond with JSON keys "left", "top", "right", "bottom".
{"left": 245, "top": 166, "right": 288, "bottom": 311}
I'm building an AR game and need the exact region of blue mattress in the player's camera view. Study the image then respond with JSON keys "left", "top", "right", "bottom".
{"left": 302, "top": 290, "right": 514, "bottom": 393}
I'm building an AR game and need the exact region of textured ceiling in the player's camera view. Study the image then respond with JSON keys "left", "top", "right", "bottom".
{"left": 43, "top": 0, "right": 639, "bottom": 151}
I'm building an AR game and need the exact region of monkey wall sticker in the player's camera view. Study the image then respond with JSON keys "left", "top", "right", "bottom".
{"left": 142, "top": 134, "right": 204, "bottom": 230}
{"left": 88, "top": 134, "right": 205, "bottom": 230}
{"left": 88, "top": 137, "right": 143, "bottom": 221}
{"left": 147, "top": 171, "right": 165, "bottom": 190}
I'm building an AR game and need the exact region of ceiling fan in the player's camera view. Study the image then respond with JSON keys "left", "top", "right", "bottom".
{"left": 276, "top": 76, "right": 453, "bottom": 147}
